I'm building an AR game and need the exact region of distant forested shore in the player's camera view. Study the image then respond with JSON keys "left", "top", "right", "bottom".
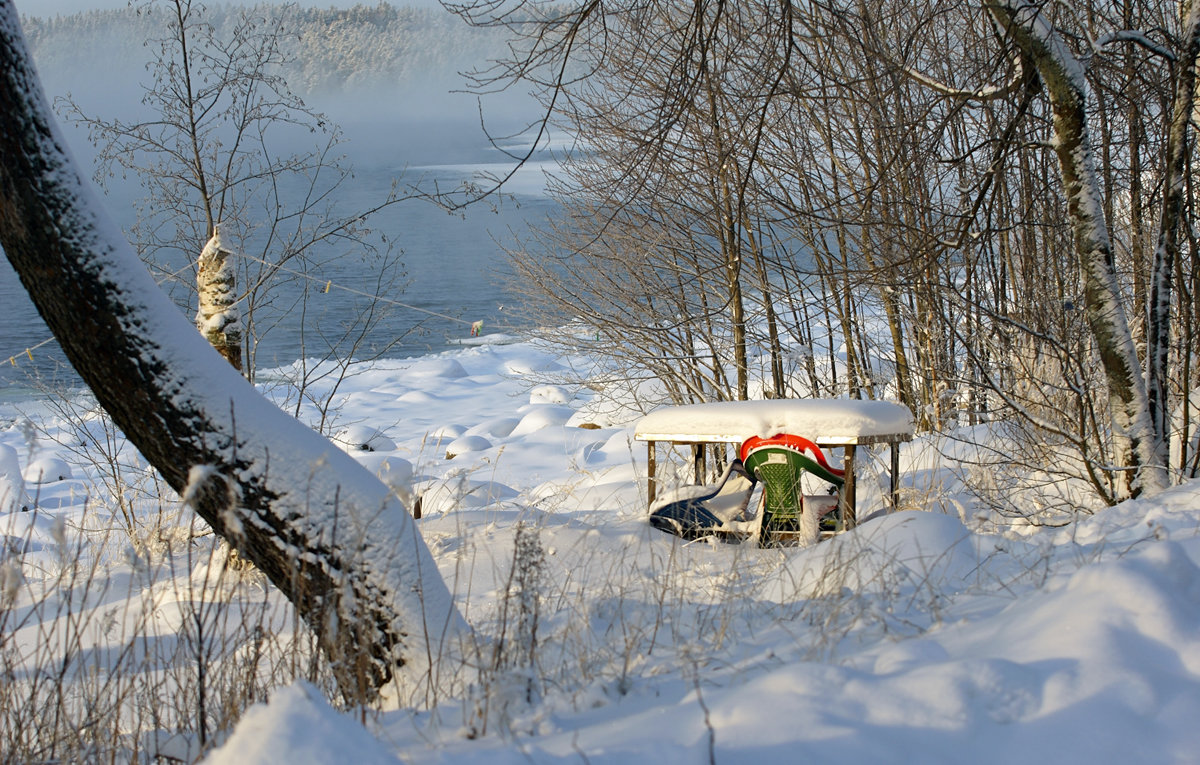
{"left": 22, "top": 3, "right": 506, "bottom": 96}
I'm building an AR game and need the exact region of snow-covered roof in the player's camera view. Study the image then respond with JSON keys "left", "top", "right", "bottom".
{"left": 634, "top": 399, "right": 914, "bottom": 445}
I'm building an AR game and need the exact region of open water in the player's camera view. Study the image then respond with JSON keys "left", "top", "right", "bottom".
{"left": 0, "top": 114, "right": 557, "bottom": 402}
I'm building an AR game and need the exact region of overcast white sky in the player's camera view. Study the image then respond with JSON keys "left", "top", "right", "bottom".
{"left": 27, "top": 1, "right": 421, "bottom": 19}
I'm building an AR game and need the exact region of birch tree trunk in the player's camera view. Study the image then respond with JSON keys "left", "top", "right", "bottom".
{"left": 1147, "top": 0, "right": 1200, "bottom": 478}
{"left": 196, "top": 227, "right": 243, "bottom": 371}
{"left": 986, "top": 0, "right": 1167, "bottom": 497}
{"left": 0, "top": 1, "right": 467, "bottom": 704}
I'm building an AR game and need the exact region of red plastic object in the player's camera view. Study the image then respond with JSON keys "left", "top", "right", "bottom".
{"left": 738, "top": 433, "right": 845, "bottom": 477}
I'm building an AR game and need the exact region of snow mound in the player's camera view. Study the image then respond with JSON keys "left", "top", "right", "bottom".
{"left": 0, "top": 510, "right": 65, "bottom": 560}
{"left": 201, "top": 682, "right": 400, "bottom": 765}
{"left": 503, "top": 356, "right": 562, "bottom": 376}
{"left": 466, "top": 417, "right": 521, "bottom": 439}
{"left": 411, "top": 358, "right": 469, "bottom": 379}
{"left": 413, "top": 477, "right": 517, "bottom": 515}
{"left": 397, "top": 390, "right": 437, "bottom": 403}
{"left": 333, "top": 424, "right": 396, "bottom": 452}
{"left": 22, "top": 455, "right": 71, "bottom": 483}
{"left": 530, "top": 384, "right": 570, "bottom": 404}
{"left": 511, "top": 404, "right": 574, "bottom": 436}
{"left": 425, "top": 424, "right": 466, "bottom": 447}
{"left": 445, "top": 435, "right": 492, "bottom": 459}
{"left": 566, "top": 396, "right": 645, "bottom": 429}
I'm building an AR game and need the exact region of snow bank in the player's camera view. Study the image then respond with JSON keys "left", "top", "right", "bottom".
{"left": 4, "top": 336, "right": 1200, "bottom": 764}
{"left": 202, "top": 682, "right": 401, "bottom": 765}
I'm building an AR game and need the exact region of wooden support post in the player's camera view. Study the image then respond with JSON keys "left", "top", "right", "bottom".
{"left": 890, "top": 441, "right": 900, "bottom": 511}
{"left": 693, "top": 443, "right": 706, "bottom": 484}
{"left": 647, "top": 441, "right": 657, "bottom": 507}
{"left": 841, "top": 444, "right": 857, "bottom": 529}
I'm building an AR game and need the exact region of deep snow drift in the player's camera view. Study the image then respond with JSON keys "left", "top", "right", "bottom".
{"left": 2, "top": 335, "right": 1198, "bottom": 764}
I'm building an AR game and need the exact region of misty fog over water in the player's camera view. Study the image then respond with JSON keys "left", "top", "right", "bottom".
{"left": 0, "top": 113, "right": 553, "bottom": 398}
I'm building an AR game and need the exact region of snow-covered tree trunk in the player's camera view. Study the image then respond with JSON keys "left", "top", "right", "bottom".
{"left": 196, "top": 227, "right": 243, "bottom": 371}
{"left": 1147, "top": 0, "right": 1200, "bottom": 480}
{"left": 986, "top": 0, "right": 1167, "bottom": 497}
{"left": 0, "top": 1, "right": 467, "bottom": 704}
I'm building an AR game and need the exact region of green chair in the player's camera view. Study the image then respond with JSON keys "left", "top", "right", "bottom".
{"left": 740, "top": 434, "right": 845, "bottom": 546}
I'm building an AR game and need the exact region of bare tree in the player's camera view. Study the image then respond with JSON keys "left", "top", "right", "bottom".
{"left": 0, "top": 0, "right": 466, "bottom": 704}
{"left": 982, "top": 0, "right": 1182, "bottom": 497}
{"left": 1146, "top": 0, "right": 1200, "bottom": 478}
{"left": 456, "top": 0, "right": 1200, "bottom": 505}
{"left": 58, "top": 0, "right": 405, "bottom": 380}
{"left": 499, "top": 0, "right": 805, "bottom": 405}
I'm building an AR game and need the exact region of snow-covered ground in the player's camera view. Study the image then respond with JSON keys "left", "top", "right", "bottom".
{"left": 2, "top": 335, "right": 1199, "bottom": 764}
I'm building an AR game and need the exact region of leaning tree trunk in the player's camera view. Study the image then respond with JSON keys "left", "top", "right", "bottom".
{"left": 987, "top": 0, "right": 1168, "bottom": 499}
{"left": 0, "top": 2, "right": 466, "bottom": 705}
